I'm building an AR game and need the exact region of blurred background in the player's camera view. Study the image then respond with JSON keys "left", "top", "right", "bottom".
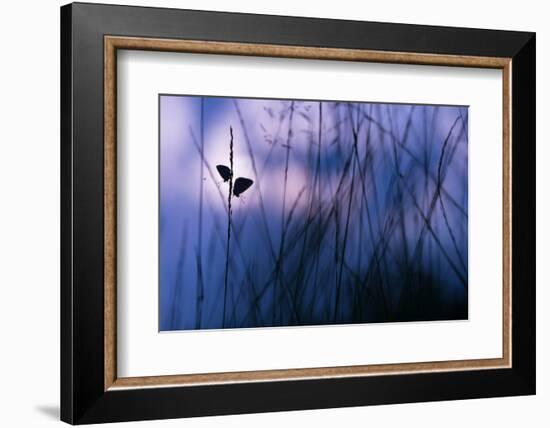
{"left": 160, "top": 96, "right": 469, "bottom": 330}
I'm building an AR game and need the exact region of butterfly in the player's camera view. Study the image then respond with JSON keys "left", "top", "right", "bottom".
{"left": 216, "top": 164, "right": 254, "bottom": 198}
{"left": 216, "top": 165, "right": 232, "bottom": 182}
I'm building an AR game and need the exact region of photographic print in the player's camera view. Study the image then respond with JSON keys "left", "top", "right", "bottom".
{"left": 159, "top": 95, "right": 468, "bottom": 331}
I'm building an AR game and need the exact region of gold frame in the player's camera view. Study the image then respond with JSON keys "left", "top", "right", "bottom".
{"left": 104, "top": 35, "right": 512, "bottom": 391}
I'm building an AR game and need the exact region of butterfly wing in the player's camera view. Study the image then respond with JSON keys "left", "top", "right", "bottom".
{"left": 233, "top": 177, "right": 254, "bottom": 197}
{"left": 216, "top": 165, "right": 232, "bottom": 182}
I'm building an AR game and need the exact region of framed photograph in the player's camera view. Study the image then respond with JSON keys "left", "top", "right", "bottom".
{"left": 60, "top": 2, "right": 535, "bottom": 424}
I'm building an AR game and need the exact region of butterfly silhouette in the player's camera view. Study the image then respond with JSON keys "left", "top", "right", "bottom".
{"left": 216, "top": 165, "right": 254, "bottom": 198}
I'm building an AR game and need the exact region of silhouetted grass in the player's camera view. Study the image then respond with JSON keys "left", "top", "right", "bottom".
{"left": 222, "top": 126, "right": 234, "bottom": 328}
{"left": 162, "top": 97, "right": 469, "bottom": 330}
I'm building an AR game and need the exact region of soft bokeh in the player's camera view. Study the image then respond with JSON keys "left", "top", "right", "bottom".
{"left": 160, "top": 95, "right": 468, "bottom": 331}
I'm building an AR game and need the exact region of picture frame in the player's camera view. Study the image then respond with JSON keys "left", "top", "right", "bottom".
{"left": 60, "top": 2, "right": 535, "bottom": 424}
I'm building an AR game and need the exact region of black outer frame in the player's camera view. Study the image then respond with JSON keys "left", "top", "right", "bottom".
{"left": 60, "top": 2, "right": 535, "bottom": 424}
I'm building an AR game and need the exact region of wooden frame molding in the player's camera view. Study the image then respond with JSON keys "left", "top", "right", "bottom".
{"left": 104, "top": 35, "right": 512, "bottom": 391}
